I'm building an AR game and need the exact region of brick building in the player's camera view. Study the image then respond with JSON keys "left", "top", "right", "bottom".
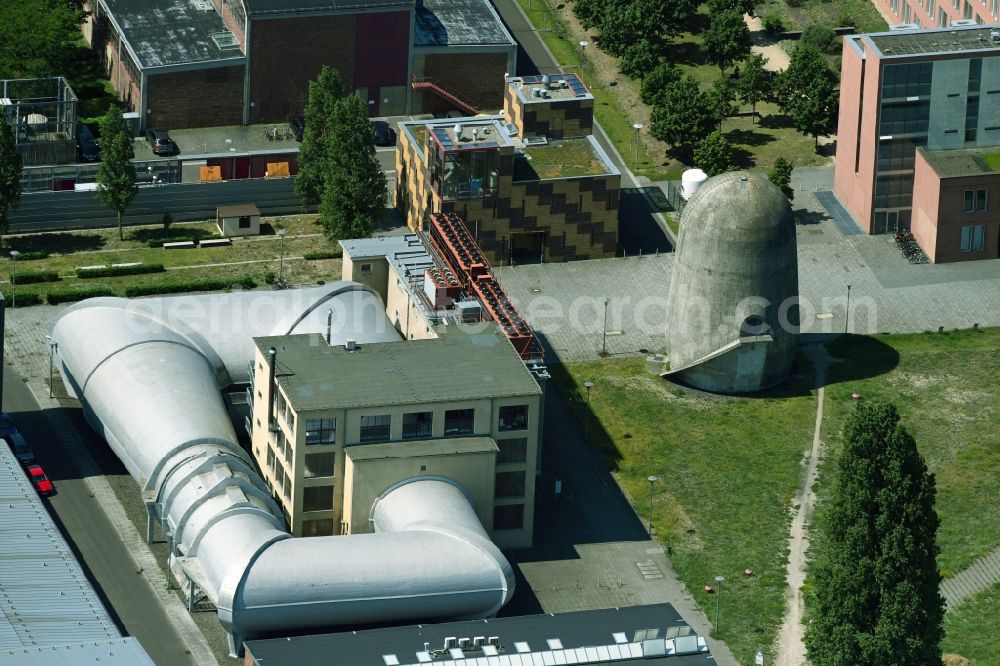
{"left": 873, "top": 0, "right": 999, "bottom": 29}
{"left": 83, "top": 0, "right": 516, "bottom": 130}
{"left": 396, "top": 73, "right": 621, "bottom": 263}
{"left": 834, "top": 24, "right": 1000, "bottom": 261}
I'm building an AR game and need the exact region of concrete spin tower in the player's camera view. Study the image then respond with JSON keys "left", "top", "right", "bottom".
{"left": 664, "top": 171, "right": 799, "bottom": 393}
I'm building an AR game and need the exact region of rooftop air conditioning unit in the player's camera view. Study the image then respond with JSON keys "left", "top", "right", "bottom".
{"left": 345, "top": 339, "right": 357, "bottom": 351}
{"left": 991, "top": 30, "right": 1000, "bottom": 40}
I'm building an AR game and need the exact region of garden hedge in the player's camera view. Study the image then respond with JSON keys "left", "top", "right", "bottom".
{"left": 124, "top": 275, "right": 256, "bottom": 297}
{"left": 13, "top": 270, "right": 60, "bottom": 284}
{"left": 76, "top": 264, "right": 165, "bottom": 278}
{"left": 46, "top": 287, "right": 116, "bottom": 304}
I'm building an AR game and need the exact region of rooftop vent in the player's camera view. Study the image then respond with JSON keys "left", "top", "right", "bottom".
{"left": 992, "top": 30, "right": 1000, "bottom": 40}
{"left": 541, "top": 74, "right": 550, "bottom": 85}
{"left": 345, "top": 339, "right": 357, "bottom": 351}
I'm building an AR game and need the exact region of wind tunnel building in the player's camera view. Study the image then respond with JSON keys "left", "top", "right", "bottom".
{"left": 664, "top": 171, "right": 799, "bottom": 394}
{"left": 50, "top": 283, "right": 535, "bottom": 656}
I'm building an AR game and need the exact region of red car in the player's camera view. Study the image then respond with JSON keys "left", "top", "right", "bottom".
{"left": 26, "top": 465, "right": 55, "bottom": 496}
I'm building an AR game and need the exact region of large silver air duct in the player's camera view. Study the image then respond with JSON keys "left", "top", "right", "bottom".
{"left": 51, "top": 283, "right": 515, "bottom": 656}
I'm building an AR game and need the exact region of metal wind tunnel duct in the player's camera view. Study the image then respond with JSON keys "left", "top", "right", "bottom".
{"left": 50, "top": 283, "right": 516, "bottom": 655}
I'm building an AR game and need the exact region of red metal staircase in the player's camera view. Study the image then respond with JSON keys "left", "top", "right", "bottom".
{"left": 411, "top": 76, "right": 479, "bottom": 116}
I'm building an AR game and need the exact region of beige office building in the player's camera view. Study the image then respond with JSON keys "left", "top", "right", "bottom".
{"left": 248, "top": 324, "right": 542, "bottom": 549}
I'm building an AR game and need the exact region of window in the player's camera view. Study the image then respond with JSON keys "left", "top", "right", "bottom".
{"left": 498, "top": 405, "right": 529, "bottom": 431}
{"left": 928, "top": 0, "right": 935, "bottom": 13}
{"left": 360, "top": 263, "right": 373, "bottom": 274}
{"left": 960, "top": 224, "right": 985, "bottom": 251}
{"left": 493, "top": 504, "right": 524, "bottom": 530}
{"left": 266, "top": 445, "right": 275, "bottom": 474}
{"left": 305, "top": 418, "right": 336, "bottom": 445}
{"left": 497, "top": 438, "right": 528, "bottom": 464}
{"left": 964, "top": 189, "right": 988, "bottom": 212}
{"left": 444, "top": 408, "right": 475, "bottom": 435}
{"left": 402, "top": 411, "right": 433, "bottom": 439}
{"left": 495, "top": 471, "right": 526, "bottom": 498}
{"left": 964, "top": 0, "right": 973, "bottom": 17}
{"left": 238, "top": 215, "right": 251, "bottom": 229}
{"left": 282, "top": 474, "right": 291, "bottom": 500}
{"left": 903, "top": 2, "right": 911, "bottom": 21}
{"left": 360, "top": 414, "right": 390, "bottom": 441}
{"left": 303, "top": 485, "right": 334, "bottom": 512}
{"left": 274, "top": 392, "right": 286, "bottom": 419}
{"left": 304, "top": 452, "right": 335, "bottom": 478}
{"left": 302, "top": 519, "right": 335, "bottom": 537}
{"left": 993, "top": 0, "right": 998, "bottom": 16}
{"left": 890, "top": 0, "right": 899, "bottom": 13}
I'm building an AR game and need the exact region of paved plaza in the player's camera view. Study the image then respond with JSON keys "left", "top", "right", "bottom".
{"left": 502, "top": 166, "right": 1000, "bottom": 362}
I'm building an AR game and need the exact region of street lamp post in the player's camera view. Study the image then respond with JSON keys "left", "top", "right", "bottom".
{"left": 632, "top": 123, "right": 643, "bottom": 170}
{"left": 583, "top": 380, "right": 594, "bottom": 404}
{"left": 9, "top": 250, "right": 19, "bottom": 308}
{"left": 46, "top": 336, "right": 58, "bottom": 398}
{"left": 277, "top": 228, "right": 287, "bottom": 288}
{"left": 845, "top": 283, "right": 852, "bottom": 334}
{"left": 647, "top": 475, "right": 658, "bottom": 534}
{"left": 601, "top": 297, "right": 609, "bottom": 355}
{"left": 714, "top": 575, "right": 726, "bottom": 632}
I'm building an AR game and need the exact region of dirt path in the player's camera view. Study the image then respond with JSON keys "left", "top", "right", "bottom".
{"left": 774, "top": 345, "right": 829, "bottom": 665}
{"left": 744, "top": 14, "right": 791, "bottom": 72}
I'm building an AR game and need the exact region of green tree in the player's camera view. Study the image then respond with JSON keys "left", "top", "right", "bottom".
{"left": 693, "top": 131, "right": 734, "bottom": 176}
{"left": 94, "top": 106, "right": 137, "bottom": 241}
{"left": 0, "top": 116, "right": 22, "bottom": 244}
{"left": 572, "top": 0, "right": 607, "bottom": 29}
{"left": 640, "top": 62, "right": 681, "bottom": 106}
{"left": 708, "top": 0, "right": 757, "bottom": 15}
{"left": 295, "top": 66, "right": 346, "bottom": 211}
{"left": 776, "top": 43, "right": 838, "bottom": 149}
{"left": 319, "top": 94, "right": 387, "bottom": 241}
{"left": 619, "top": 39, "right": 660, "bottom": 80}
{"left": 650, "top": 77, "right": 717, "bottom": 161}
{"left": 598, "top": 0, "right": 696, "bottom": 56}
{"left": 736, "top": 52, "right": 772, "bottom": 122}
{"left": 703, "top": 9, "right": 752, "bottom": 72}
{"left": 801, "top": 22, "right": 840, "bottom": 54}
{"left": 767, "top": 157, "right": 794, "bottom": 199}
{"left": 806, "top": 400, "right": 944, "bottom": 666}
{"left": 0, "top": 0, "right": 87, "bottom": 79}
{"left": 706, "top": 77, "right": 736, "bottom": 130}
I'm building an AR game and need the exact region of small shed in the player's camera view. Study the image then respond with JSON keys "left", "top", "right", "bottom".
{"left": 217, "top": 203, "right": 261, "bottom": 237}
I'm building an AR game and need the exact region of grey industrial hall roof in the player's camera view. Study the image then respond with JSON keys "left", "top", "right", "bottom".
{"left": 247, "top": 0, "right": 414, "bottom": 14}
{"left": 414, "top": 0, "right": 516, "bottom": 47}
{"left": 255, "top": 323, "right": 541, "bottom": 411}
{"left": 101, "top": 0, "right": 245, "bottom": 68}
{"left": 866, "top": 24, "right": 1000, "bottom": 58}
{"left": 244, "top": 603, "right": 711, "bottom": 665}
{"left": 7, "top": 637, "right": 155, "bottom": 665}
{"left": 0, "top": 444, "right": 130, "bottom": 655}
{"left": 919, "top": 145, "right": 1000, "bottom": 178}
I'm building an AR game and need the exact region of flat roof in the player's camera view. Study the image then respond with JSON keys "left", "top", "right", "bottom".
{"left": 247, "top": 0, "right": 413, "bottom": 14}
{"left": 0, "top": 444, "right": 126, "bottom": 653}
{"left": 510, "top": 74, "right": 592, "bottom": 103}
{"left": 256, "top": 324, "right": 541, "bottom": 411}
{"left": 919, "top": 145, "right": 1000, "bottom": 177}
{"left": 101, "top": 0, "right": 245, "bottom": 68}
{"left": 244, "top": 604, "right": 711, "bottom": 665}
{"left": 516, "top": 136, "right": 613, "bottom": 180}
{"left": 346, "top": 436, "right": 498, "bottom": 461}
{"left": 132, "top": 122, "right": 298, "bottom": 161}
{"left": 430, "top": 118, "right": 514, "bottom": 151}
{"left": 7, "top": 637, "right": 155, "bottom": 665}
{"left": 340, "top": 233, "right": 430, "bottom": 260}
{"left": 866, "top": 24, "right": 1000, "bottom": 58}
{"left": 414, "top": 0, "right": 516, "bottom": 47}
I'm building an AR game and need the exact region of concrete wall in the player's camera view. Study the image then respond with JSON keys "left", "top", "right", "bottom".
{"left": 146, "top": 65, "right": 245, "bottom": 130}
{"left": 385, "top": 271, "right": 437, "bottom": 340}
{"left": 342, "top": 255, "right": 391, "bottom": 304}
{"left": 414, "top": 52, "right": 509, "bottom": 114}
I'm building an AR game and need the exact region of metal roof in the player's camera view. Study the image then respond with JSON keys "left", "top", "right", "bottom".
{"left": 866, "top": 24, "right": 1000, "bottom": 58}
{"left": 255, "top": 324, "right": 541, "bottom": 411}
{"left": 0, "top": 444, "right": 122, "bottom": 653}
{"left": 414, "top": 0, "right": 516, "bottom": 47}
{"left": 5, "top": 637, "right": 155, "bottom": 665}
{"left": 247, "top": 0, "right": 413, "bottom": 14}
{"left": 244, "top": 603, "right": 711, "bottom": 665}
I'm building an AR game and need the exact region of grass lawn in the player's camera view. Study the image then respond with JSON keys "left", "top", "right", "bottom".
{"left": 981, "top": 152, "right": 1000, "bottom": 171}
{"left": 2, "top": 214, "right": 345, "bottom": 303}
{"left": 941, "top": 582, "right": 1000, "bottom": 664}
{"left": 551, "top": 358, "right": 818, "bottom": 664}
{"left": 817, "top": 329, "right": 1000, "bottom": 576}
{"left": 759, "top": 0, "right": 887, "bottom": 34}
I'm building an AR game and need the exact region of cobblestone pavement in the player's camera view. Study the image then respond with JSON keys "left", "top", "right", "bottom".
{"left": 503, "top": 166, "right": 1000, "bottom": 362}
{"left": 941, "top": 546, "right": 1000, "bottom": 609}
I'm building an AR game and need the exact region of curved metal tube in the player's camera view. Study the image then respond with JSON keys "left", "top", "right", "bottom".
{"left": 51, "top": 284, "right": 515, "bottom": 654}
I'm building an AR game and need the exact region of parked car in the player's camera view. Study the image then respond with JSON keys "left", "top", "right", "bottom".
{"left": 290, "top": 116, "right": 305, "bottom": 142}
{"left": 77, "top": 123, "right": 100, "bottom": 162}
{"left": 145, "top": 128, "right": 179, "bottom": 156}
{"left": 371, "top": 120, "right": 396, "bottom": 147}
{"left": 0, "top": 413, "right": 17, "bottom": 439}
{"left": 4, "top": 431, "right": 35, "bottom": 466}
{"left": 26, "top": 464, "right": 55, "bottom": 496}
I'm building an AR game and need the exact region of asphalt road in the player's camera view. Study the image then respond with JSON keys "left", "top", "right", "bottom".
{"left": 2, "top": 364, "right": 199, "bottom": 666}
